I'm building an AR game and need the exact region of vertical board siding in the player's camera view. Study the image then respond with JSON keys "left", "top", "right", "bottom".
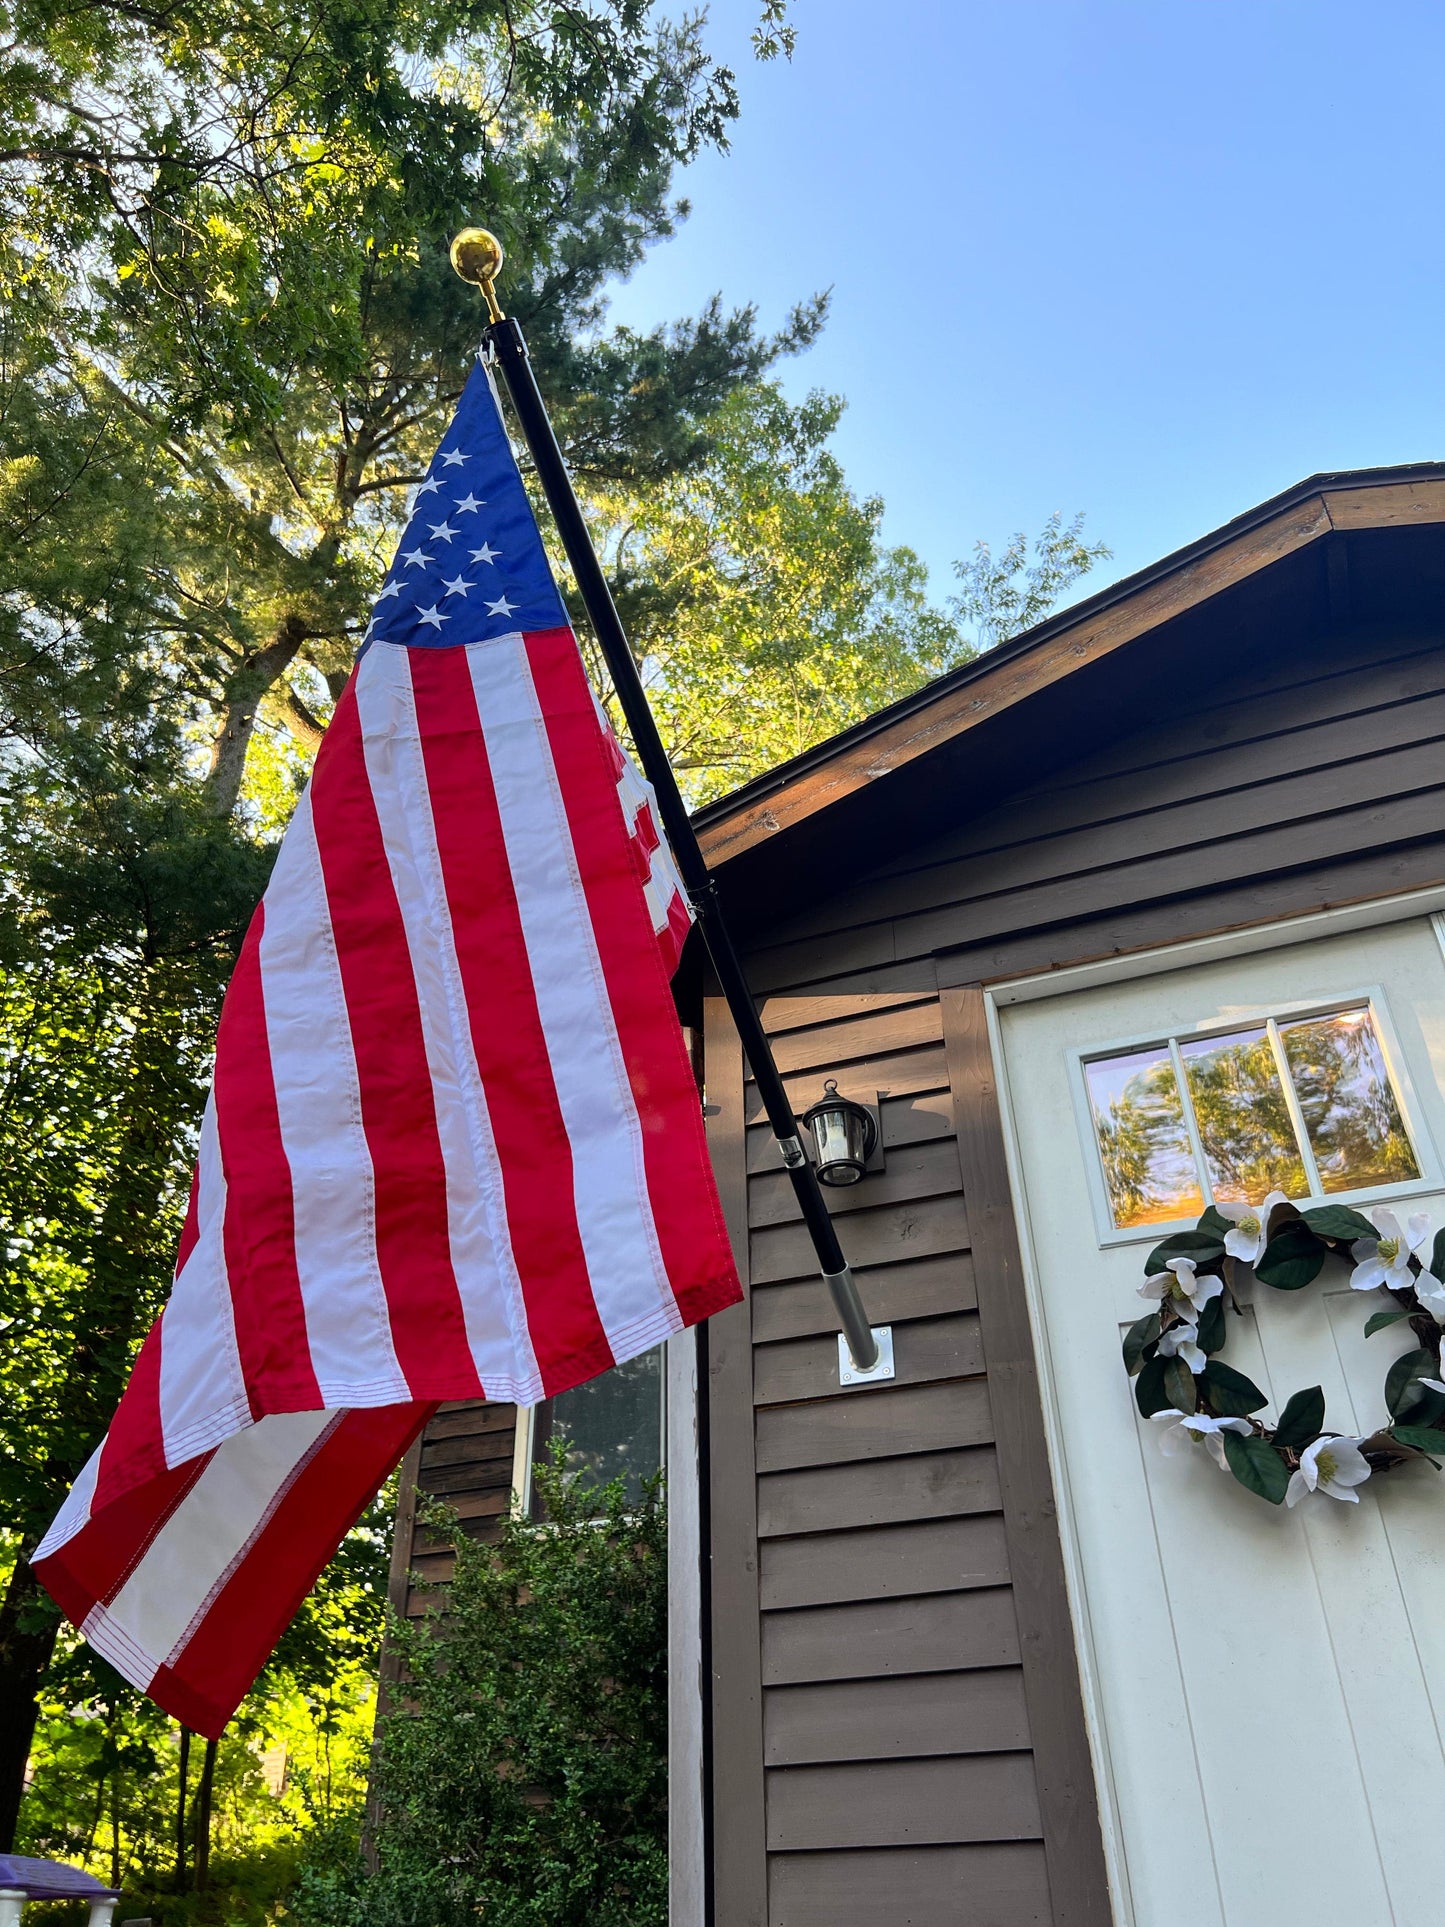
{"left": 707, "top": 985, "right": 1110, "bottom": 1925}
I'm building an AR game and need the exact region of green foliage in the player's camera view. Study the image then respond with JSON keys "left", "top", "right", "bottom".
{"left": 297, "top": 1451, "right": 667, "bottom": 1927}
{"left": 1200, "top": 1361, "right": 1267, "bottom": 1418}
{"left": 1272, "top": 1387, "right": 1326, "bottom": 1453}
{"left": 949, "top": 512, "right": 1109, "bottom": 651}
{"left": 1254, "top": 1221, "right": 1327, "bottom": 1291}
{"left": 1144, "top": 1229, "right": 1224, "bottom": 1273}
{"left": 587, "top": 381, "right": 974, "bottom": 798}
{"left": 1222, "top": 1430, "right": 1290, "bottom": 1505}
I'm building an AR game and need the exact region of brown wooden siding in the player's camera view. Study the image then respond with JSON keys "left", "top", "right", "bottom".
{"left": 386, "top": 1400, "right": 518, "bottom": 1624}
{"left": 737, "top": 623, "right": 1445, "bottom": 997}
{"left": 706, "top": 989, "right": 1107, "bottom": 1926}
{"left": 707, "top": 618, "right": 1445, "bottom": 1923}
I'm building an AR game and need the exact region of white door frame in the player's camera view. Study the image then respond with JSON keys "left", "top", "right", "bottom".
{"left": 981, "top": 882, "right": 1445, "bottom": 1926}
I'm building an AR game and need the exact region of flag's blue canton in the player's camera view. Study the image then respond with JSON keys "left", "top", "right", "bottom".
{"left": 366, "top": 358, "right": 567, "bottom": 653}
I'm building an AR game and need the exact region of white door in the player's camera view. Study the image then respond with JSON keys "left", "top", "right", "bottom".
{"left": 996, "top": 916, "right": 1445, "bottom": 1927}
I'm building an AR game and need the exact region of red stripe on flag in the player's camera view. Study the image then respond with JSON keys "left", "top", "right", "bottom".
{"left": 174, "top": 1165, "right": 201, "bottom": 1279}
{"left": 91, "top": 1320, "right": 168, "bottom": 1514}
{"left": 213, "top": 906, "right": 322, "bottom": 1415}
{"left": 308, "top": 680, "right": 481, "bottom": 1398}
{"left": 408, "top": 646, "right": 612, "bottom": 1393}
{"left": 522, "top": 629, "right": 740, "bottom": 1327}
{"left": 146, "top": 1402, "right": 433, "bottom": 1739}
{"left": 34, "top": 1451, "right": 210, "bottom": 1630}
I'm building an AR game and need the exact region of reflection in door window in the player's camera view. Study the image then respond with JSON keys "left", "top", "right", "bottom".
{"left": 1084, "top": 1048, "right": 1205, "bottom": 1227}
{"left": 1177, "top": 1027, "right": 1308, "bottom": 1203}
{"left": 1279, "top": 1009, "right": 1419, "bottom": 1192}
{"left": 1084, "top": 1004, "right": 1421, "bottom": 1231}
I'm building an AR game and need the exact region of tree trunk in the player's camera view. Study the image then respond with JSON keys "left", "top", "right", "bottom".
{"left": 193, "top": 1737, "right": 218, "bottom": 1892}
{"left": 108, "top": 1711, "right": 121, "bottom": 1890}
{"left": 0, "top": 1561, "right": 57, "bottom": 1850}
{"left": 204, "top": 619, "right": 310, "bottom": 819}
{"left": 175, "top": 1725, "right": 190, "bottom": 1891}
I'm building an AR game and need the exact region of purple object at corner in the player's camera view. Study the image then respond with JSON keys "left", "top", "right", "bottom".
{"left": 0, "top": 1856, "right": 121, "bottom": 1901}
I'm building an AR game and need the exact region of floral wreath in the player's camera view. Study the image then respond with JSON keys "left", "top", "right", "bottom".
{"left": 1123, "top": 1197, "right": 1445, "bottom": 1506}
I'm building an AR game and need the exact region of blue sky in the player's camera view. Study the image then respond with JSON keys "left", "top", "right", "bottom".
{"left": 606, "top": 0, "right": 1445, "bottom": 609}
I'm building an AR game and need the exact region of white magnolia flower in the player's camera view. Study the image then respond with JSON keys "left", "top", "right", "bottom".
{"left": 1415, "top": 1270, "right": 1445, "bottom": 1327}
{"left": 1285, "top": 1434, "right": 1372, "bottom": 1507}
{"left": 1150, "top": 1409, "right": 1250, "bottom": 1466}
{"left": 1215, "top": 1191, "right": 1291, "bottom": 1265}
{"left": 1139, "top": 1256, "right": 1224, "bottom": 1318}
{"left": 1157, "top": 1320, "right": 1206, "bottom": 1375}
{"left": 1349, "top": 1208, "right": 1429, "bottom": 1293}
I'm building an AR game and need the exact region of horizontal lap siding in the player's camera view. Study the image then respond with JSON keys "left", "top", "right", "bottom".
{"left": 741, "top": 628, "right": 1445, "bottom": 994}
{"left": 715, "top": 991, "right": 1051, "bottom": 1924}
{"left": 387, "top": 1399, "right": 518, "bottom": 1621}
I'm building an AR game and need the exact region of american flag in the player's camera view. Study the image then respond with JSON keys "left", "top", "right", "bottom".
{"left": 32, "top": 360, "right": 742, "bottom": 1738}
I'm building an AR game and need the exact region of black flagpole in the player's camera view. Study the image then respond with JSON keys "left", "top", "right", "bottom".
{"left": 451, "top": 227, "right": 883, "bottom": 1376}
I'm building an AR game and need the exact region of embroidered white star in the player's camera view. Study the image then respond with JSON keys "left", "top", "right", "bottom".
{"left": 376, "top": 581, "right": 401, "bottom": 601}
{"left": 439, "top": 449, "right": 467, "bottom": 467}
{"left": 441, "top": 575, "right": 473, "bottom": 598}
{"left": 413, "top": 476, "right": 443, "bottom": 498}
{"left": 401, "top": 547, "right": 430, "bottom": 569}
{"left": 469, "top": 543, "right": 501, "bottom": 565}
{"left": 453, "top": 493, "right": 485, "bottom": 514}
{"left": 428, "top": 520, "right": 457, "bottom": 543}
{"left": 485, "top": 595, "right": 516, "bottom": 618}
{"left": 416, "top": 604, "right": 447, "bottom": 630}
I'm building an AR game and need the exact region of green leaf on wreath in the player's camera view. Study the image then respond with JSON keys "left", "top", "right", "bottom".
{"left": 1433, "top": 1229, "right": 1445, "bottom": 1284}
{"left": 1364, "top": 1308, "right": 1413, "bottom": 1338}
{"left": 1223, "top": 1429, "right": 1290, "bottom": 1504}
{"left": 1144, "top": 1229, "right": 1226, "bottom": 1275}
{"left": 1385, "top": 1348, "right": 1436, "bottom": 1419}
{"left": 1389, "top": 1423, "right": 1445, "bottom": 1466}
{"left": 1135, "top": 1354, "right": 1172, "bottom": 1418}
{"left": 1198, "top": 1205, "right": 1237, "bottom": 1242}
{"left": 1272, "top": 1385, "right": 1325, "bottom": 1452}
{"left": 1203, "top": 1359, "right": 1269, "bottom": 1415}
{"left": 1300, "top": 1205, "right": 1376, "bottom": 1243}
{"left": 1122, "top": 1313, "right": 1161, "bottom": 1375}
{"left": 1163, "top": 1356, "right": 1198, "bottom": 1414}
{"left": 1196, "top": 1294, "right": 1227, "bottom": 1354}
{"left": 1255, "top": 1221, "right": 1327, "bottom": 1291}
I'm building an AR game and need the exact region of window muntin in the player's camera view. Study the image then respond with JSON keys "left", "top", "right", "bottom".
{"left": 1084, "top": 1003, "right": 1421, "bottom": 1232}
{"left": 526, "top": 1345, "right": 664, "bottom": 1516}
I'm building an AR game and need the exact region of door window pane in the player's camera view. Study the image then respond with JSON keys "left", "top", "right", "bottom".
{"left": 1085, "top": 1046, "right": 1204, "bottom": 1229}
{"left": 1177, "top": 1026, "right": 1309, "bottom": 1203}
{"left": 1278, "top": 1008, "right": 1420, "bottom": 1193}
{"left": 541, "top": 1346, "right": 662, "bottom": 1506}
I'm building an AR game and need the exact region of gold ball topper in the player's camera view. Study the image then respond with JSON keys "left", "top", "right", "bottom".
{"left": 450, "top": 227, "right": 505, "bottom": 322}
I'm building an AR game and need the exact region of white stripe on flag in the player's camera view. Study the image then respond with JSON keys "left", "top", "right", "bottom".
{"left": 81, "top": 1409, "right": 339, "bottom": 1687}
{"left": 466, "top": 636, "right": 679, "bottom": 1351}
{"left": 353, "top": 644, "right": 541, "bottom": 1401}
{"left": 33, "top": 1435, "right": 102, "bottom": 1563}
{"left": 258, "top": 789, "right": 410, "bottom": 1407}
{"left": 157, "top": 1096, "right": 248, "bottom": 1463}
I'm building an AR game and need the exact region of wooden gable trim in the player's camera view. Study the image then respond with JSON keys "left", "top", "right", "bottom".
{"left": 696, "top": 469, "right": 1445, "bottom": 872}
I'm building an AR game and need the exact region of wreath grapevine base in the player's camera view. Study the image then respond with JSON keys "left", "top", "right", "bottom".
{"left": 1122, "top": 1199, "right": 1445, "bottom": 1507}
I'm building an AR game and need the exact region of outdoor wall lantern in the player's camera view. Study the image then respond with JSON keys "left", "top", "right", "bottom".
{"left": 801, "top": 1079, "right": 879, "bottom": 1187}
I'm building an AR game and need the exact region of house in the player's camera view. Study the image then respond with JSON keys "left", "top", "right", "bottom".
{"left": 391, "top": 461, "right": 1445, "bottom": 1925}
